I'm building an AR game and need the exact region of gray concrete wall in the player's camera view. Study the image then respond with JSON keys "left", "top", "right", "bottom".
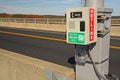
{"left": 0, "top": 22, "right": 120, "bottom": 37}
{"left": 0, "top": 49, "right": 75, "bottom": 80}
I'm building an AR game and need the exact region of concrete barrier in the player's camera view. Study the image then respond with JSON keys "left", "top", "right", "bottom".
{"left": 0, "top": 22, "right": 66, "bottom": 32}
{"left": 0, "top": 49, "right": 75, "bottom": 80}
{"left": 0, "top": 22, "right": 120, "bottom": 37}
{"left": 110, "top": 26, "right": 120, "bottom": 37}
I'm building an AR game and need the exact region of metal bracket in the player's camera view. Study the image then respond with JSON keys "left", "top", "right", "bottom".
{"left": 45, "top": 69, "right": 70, "bottom": 80}
{"left": 75, "top": 45, "right": 88, "bottom": 66}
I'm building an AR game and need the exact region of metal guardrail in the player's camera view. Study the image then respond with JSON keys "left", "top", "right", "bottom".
{"left": 111, "top": 19, "right": 120, "bottom": 26}
{"left": 0, "top": 18, "right": 66, "bottom": 24}
{"left": 0, "top": 18, "right": 120, "bottom": 26}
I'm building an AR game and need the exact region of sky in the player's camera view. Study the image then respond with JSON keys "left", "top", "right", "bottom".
{"left": 0, "top": 0, "right": 120, "bottom": 16}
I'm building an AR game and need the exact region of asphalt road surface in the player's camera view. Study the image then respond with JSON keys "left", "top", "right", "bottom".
{"left": 0, "top": 26, "right": 120, "bottom": 78}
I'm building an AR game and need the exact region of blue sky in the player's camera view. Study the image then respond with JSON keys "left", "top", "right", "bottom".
{"left": 0, "top": 0, "right": 120, "bottom": 16}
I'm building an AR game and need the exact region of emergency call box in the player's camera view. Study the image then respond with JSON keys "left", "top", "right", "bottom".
{"left": 66, "top": 7, "right": 97, "bottom": 45}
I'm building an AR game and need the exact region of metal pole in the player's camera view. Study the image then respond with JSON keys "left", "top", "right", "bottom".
{"left": 76, "top": 0, "right": 112, "bottom": 80}
{"left": 81, "top": 0, "right": 85, "bottom": 7}
{"left": 84, "top": 0, "right": 104, "bottom": 8}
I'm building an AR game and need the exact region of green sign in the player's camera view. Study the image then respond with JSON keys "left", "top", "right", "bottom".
{"left": 67, "top": 32, "right": 85, "bottom": 44}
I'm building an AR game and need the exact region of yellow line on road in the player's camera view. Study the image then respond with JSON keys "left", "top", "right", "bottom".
{"left": 0, "top": 30, "right": 120, "bottom": 50}
{"left": 110, "top": 46, "right": 120, "bottom": 50}
{"left": 0, "top": 30, "right": 66, "bottom": 42}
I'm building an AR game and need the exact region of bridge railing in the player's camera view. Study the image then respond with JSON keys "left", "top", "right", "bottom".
{"left": 111, "top": 19, "right": 120, "bottom": 26}
{"left": 0, "top": 18, "right": 120, "bottom": 26}
{"left": 0, "top": 18, "right": 66, "bottom": 25}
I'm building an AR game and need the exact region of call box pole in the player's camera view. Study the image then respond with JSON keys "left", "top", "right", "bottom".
{"left": 76, "top": 0, "right": 113, "bottom": 80}
{"left": 66, "top": 0, "right": 113, "bottom": 80}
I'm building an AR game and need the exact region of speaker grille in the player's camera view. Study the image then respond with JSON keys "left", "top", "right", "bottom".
{"left": 69, "top": 21, "right": 75, "bottom": 29}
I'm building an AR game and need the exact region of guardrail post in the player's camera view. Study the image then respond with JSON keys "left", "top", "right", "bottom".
{"left": 62, "top": 18, "right": 65, "bottom": 24}
{"left": 0, "top": 18, "right": 2, "bottom": 22}
{"left": 35, "top": 18, "right": 36, "bottom": 24}
{"left": 8, "top": 18, "right": 10, "bottom": 22}
{"left": 47, "top": 18, "right": 49, "bottom": 25}
{"left": 24, "top": 18, "right": 26, "bottom": 23}
{"left": 14, "top": 18, "right": 16, "bottom": 22}
{"left": 118, "top": 19, "right": 120, "bottom": 24}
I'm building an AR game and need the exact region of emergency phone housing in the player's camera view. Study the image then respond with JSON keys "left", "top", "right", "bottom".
{"left": 66, "top": 7, "right": 97, "bottom": 45}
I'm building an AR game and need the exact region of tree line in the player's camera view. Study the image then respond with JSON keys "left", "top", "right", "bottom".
{"left": 0, "top": 13, "right": 65, "bottom": 18}
{"left": 0, "top": 13, "right": 119, "bottom": 19}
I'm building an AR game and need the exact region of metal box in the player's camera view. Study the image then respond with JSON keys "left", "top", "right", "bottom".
{"left": 66, "top": 7, "right": 97, "bottom": 45}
